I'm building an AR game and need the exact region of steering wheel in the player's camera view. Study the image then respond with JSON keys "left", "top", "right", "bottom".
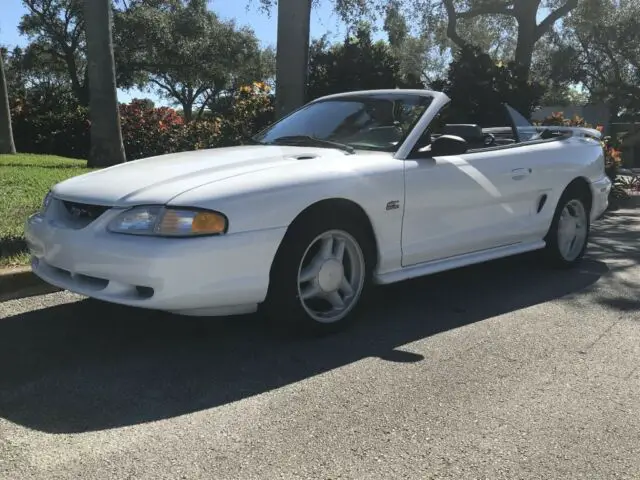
{"left": 483, "top": 133, "right": 496, "bottom": 147}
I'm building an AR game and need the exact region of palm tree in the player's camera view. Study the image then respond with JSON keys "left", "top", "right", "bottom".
{"left": 84, "top": 0, "right": 125, "bottom": 167}
{"left": 275, "top": 0, "right": 312, "bottom": 119}
{"left": 0, "top": 48, "right": 16, "bottom": 154}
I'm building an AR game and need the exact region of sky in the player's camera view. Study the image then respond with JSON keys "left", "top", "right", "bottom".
{"left": 0, "top": 0, "right": 357, "bottom": 104}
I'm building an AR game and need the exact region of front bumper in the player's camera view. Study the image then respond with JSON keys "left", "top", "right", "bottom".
{"left": 25, "top": 205, "right": 287, "bottom": 316}
{"left": 590, "top": 175, "right": 612, "bottom": 221}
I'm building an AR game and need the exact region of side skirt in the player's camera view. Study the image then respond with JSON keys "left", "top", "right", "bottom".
{"left": 374, "top": 240, "right": 546, "bottom": 285}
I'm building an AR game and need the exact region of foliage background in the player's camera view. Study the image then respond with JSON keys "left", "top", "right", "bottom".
{"left": 9, "top": 82, "right": 275, "bottom": 160}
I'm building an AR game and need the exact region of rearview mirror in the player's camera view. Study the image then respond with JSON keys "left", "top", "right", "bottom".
{"left": 431, "top": 135, "right": 468, "bottom": 156}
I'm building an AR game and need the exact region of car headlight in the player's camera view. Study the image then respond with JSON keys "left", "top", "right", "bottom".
{"left": 107, "top": 206, "right": 228, "bottom": 237}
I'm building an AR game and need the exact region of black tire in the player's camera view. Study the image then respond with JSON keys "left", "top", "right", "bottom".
{"left": 543, "top": 186, "right": 591, "bottom": 268}
{"left": 262, "top": 211, "right": 375, "bottom": 336}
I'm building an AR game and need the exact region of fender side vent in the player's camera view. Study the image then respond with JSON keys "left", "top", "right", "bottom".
{"left": 537, "top": 194, "right": 548, "bottom": 213}
{"left": 135, "top": 286, "right": 155, "bottom": 299}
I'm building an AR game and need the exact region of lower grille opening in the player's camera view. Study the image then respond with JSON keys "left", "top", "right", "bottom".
{"left": 43, "top": 261, "right": 156, "bottom": 299}
{"left": 52, "top": 265, "right": 72, "bottom": 280}
{"left": 76, "top": 273, "right": 109, "bottom": 290}
{"left": 50, "top": 266, "right": 108, "bottom": 290}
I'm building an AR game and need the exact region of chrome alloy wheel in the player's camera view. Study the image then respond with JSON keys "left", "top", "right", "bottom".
{"left": 557, "top": 199, "right": 588, "bottom": 262}
{"left": 296, "top": 229, "right": 366, "bottom": 324}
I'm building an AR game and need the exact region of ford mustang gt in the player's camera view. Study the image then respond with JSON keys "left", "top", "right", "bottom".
{"left": 25, "top": 89, "right": 612, "bottom": 333}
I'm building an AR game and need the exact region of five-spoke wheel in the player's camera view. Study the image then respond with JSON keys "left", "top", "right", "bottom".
{"left": 297, "top": 230, "right": 366, "bottom": 324}
{"left": 545, "top": 186, "right": 591, "bottom": 267}
{"left": 264, "top": 211, "right": 374, "bottom": 334}
{"left": 556, "top": 199, "right": 588, "bottom": 262}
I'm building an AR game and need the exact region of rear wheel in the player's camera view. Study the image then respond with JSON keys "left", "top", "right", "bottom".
{"left": 544, "top": 188, "right": 591, "bottom": 268}
{"left": 264, "top": 213, "right": 374, "bottom": 335}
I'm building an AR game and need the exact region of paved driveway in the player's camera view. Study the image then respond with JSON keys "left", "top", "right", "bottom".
{"left": 1, "top": 209, "right": 639, "bottom": 479}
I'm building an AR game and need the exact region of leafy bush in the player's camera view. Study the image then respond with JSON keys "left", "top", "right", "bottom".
{"left": 11, "top": 97, "right": 90, "bottom": 159}
{"left": 119, "top": 100, "right": 186, "bottom": 159}
{"left": 9, "top": 84, "right": 275, "bottom": 161}
{"left": 181, "top": 118, "right": 224, "bottom": 151}
{"left": 218, "top": 82, "right": 275, "bottom": 145}
{"left": 537, "top": 111, "right": 591, "bottom": 128}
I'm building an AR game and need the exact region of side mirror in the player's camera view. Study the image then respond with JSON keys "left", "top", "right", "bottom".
{"left": 431, "top": 134, "right": 468, "bottom": 156}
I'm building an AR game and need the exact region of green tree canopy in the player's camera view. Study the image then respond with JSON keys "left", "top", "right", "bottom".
{"left": 114, "top": 0, "right": 271, "bottom": 121}
{"left": 550, "top": 0, "right": 640, "bottom": 119}
{"left": 307, "top": 25, "right": 424, "bottom": 101}
{"left": 15, "top": 0, "right": 274, "bottom": 119}
{"left": 19, "top": 0, "right": 88, "bottom": 104}
{"left": 258, "top": 0, "right": 578, "bottom": 82}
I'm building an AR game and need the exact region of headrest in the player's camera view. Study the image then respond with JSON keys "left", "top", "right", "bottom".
{"left": 442, "top": 124, "right": 484, "bottom": 141}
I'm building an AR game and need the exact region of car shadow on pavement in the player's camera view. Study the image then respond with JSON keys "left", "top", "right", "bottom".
{"left": 588, "top": 208, "right": 640, "bottom": 312}
{"left": 0, "top": 250, "right": 610, "bottom": 434}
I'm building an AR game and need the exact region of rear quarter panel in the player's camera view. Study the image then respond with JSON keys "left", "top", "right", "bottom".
{"left": 525, "top": 136, "right": 605, "bottom": 233}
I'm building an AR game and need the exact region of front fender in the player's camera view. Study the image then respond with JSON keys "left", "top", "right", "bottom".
{"left": 168, "top": 161, "right": 405, "bottom": 274}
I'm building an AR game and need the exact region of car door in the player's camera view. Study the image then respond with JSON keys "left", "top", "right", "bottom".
{"left": 400, "top": 105, "right": 541, "bottom": 267}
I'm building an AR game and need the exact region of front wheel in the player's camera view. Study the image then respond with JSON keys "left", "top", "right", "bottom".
{"left": 263, "top": 214, "right": 374, "bottom": 335}
{"left": 544, "top": 189, "right": 591, "bottom": 268}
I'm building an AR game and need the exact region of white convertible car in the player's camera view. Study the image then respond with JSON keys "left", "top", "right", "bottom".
{"left": 25, "top": 89, "right": 611, "bottom": 333}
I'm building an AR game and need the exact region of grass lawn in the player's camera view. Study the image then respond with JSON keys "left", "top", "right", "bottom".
{"left": 0, "top": 153, "right": 92, "bottom": 268}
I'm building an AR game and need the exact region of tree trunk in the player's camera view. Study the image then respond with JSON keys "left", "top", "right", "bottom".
{"left": 275, "top": 0, "right": 312, "bottom": 119}
{"left": 84, "top": 0, "right": 126, "bottom": 167}
{"left": 66, "top": 51, "right": 90, "bottom": 107}
{"left": 513, "top": 0, "right": 539, "bottom": 79}
{"left": 182, "top": 102, "right": 193, "bottom": 123}
{"left": 513, "top": 31, "right": 535, "bottom": 79}
{"left": 443, "top": 0, "right": 578, "bottom": 83}
{"left": 0, "top": 51, "right": 16, "bottom": 155}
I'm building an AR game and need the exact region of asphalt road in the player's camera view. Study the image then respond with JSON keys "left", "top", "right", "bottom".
{"left": 1, "top": 209, "right": 639, "bottom": 479}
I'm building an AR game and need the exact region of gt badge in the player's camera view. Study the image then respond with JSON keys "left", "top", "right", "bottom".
{"left": 386, "top": 200, "right": 400, "bottom": 211}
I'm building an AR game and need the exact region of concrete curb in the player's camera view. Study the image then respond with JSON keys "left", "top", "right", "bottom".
{"left": 0, "top": 265, "right": 60, "bottom": 302}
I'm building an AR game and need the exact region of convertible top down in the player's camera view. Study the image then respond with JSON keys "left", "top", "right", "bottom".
{"left": 26, "top": 89, "right": 611, "bottom": 334}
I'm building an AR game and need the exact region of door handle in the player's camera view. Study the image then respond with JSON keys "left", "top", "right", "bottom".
{"left": 511, "top": 168, "right": 531, "bottom": 180}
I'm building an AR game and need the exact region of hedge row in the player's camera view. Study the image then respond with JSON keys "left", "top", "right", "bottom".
{"left": 10, "top": 84, "right": 275, "bottom": 161}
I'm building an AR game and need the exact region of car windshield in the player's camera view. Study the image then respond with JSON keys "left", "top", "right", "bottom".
{"left": 253, "top": 93, "right": 434, "bottom": 152}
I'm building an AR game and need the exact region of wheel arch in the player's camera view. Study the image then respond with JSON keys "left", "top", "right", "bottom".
{"left": 563, "top": 176, "right": 593, "bottom": 212}
{"left": 261, "top": 196, "right": 381, "bottom": 331}
{"left": 277, "top": 197, "right": 380, "bottom": 269}
{"left": 545, "top": 175, "right": 593, "bottom": 238}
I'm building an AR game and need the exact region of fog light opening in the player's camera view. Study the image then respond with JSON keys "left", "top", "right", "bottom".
{"left": 135, "top": 286, "right": 155, "bottom": 299}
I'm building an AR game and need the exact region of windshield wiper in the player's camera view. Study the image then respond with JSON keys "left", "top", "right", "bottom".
{"left": 242, "top": 136, "right": 263, "bottom": 145}
{"left": 267, "top": 135, "right": 355, "bottom": 154}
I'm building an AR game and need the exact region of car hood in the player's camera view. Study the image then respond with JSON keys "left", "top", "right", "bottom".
{"left": 52, "top": 145, "right": 346, "bottom": 207}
